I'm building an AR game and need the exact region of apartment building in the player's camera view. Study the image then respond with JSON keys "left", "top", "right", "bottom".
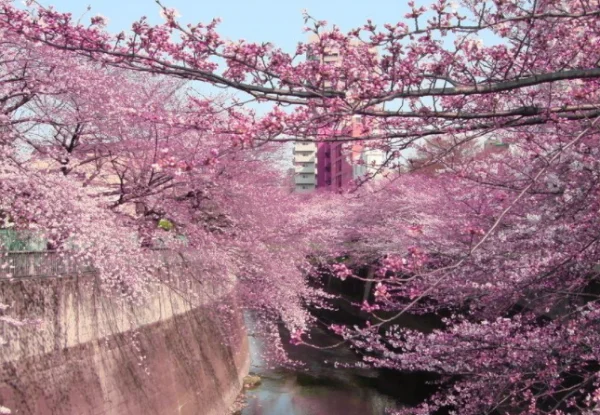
{"left": 293, "top": 141, "right": 318, "bottom": 192}
{"left": 293, "top": 34, "right": 385, "bottom": 192}
{"left": 354, "top": 146, "right": 387, "bottom": 180}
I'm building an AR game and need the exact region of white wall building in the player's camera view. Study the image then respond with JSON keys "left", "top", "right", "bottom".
{"left": 293, "top": 141, "right": 317, "bottom": 192}
{"left": 354, "top": 147, "right": 387, "bottom": 180}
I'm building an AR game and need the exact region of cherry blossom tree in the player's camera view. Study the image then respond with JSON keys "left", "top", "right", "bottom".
{"left": 2, "top": 0, "right": 600, "bottom": 413}
{"left": 0, "top": 13, "right": 327, "bottom": 364}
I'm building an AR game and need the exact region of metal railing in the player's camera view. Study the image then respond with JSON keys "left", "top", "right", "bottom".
{"left": 0, "top": 249, "right": 204, "bottom": 279}
{"left": 0, "top": 251, "right": 96, "bottom": 279}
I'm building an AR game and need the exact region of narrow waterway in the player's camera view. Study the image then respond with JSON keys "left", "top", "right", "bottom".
{"left": 241, "top": 371, "right": 397, "bottom": 415}
{"left": 241, "top": 318, "right": 403, "bottom": 415}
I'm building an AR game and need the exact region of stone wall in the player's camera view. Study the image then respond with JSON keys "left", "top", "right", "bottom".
{"left": 0, "top": 271, "right": 249, "bottom": 415}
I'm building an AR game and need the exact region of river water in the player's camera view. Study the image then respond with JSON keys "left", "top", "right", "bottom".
{"left": 240, "top": 320, "right": 402, "bottom": 415}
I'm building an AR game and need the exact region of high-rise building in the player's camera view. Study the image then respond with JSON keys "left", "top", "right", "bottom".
{"left": 292, "top": 34, "right": 338, "bottom": 193}
{"left": 316, "top": 119, "right": 364, "bottom": 191}
{"left": 293, "top": 34, "right": 383, "bottom": 192}
{"left": 354, "top": 146, "right": 387, "bottom": 180}
{"left": 293, "top": 141, "right": 317, "bottom": 192}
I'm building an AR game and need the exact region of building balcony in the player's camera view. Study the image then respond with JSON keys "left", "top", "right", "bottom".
{"left": 294, "top": 142, "right": 317, "bottom": 152}
{"left": 295, "top": 174, "right": 316, "bottom": 185}
{"left": 295, "top": 164, "right": 316, "bottom": 174}
{"left": 294, "top": 153, "right": 316, "bottom": 163}
{"left": 295, "top": 184, "right": 316, "bottom": 193}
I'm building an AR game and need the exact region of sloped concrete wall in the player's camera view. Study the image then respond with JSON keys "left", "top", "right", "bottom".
{"left": 0, "top": 273, "right": 249, "bottom": 415}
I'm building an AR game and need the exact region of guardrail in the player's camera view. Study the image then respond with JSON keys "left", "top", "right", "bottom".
{"left": 0, "top": 249, "right": 201, "bottom": 279}
{"left": 0, "top": 251, "right": 95, "bottom": 278}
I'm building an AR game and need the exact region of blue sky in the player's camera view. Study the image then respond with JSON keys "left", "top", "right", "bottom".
{"left": 30, "top": 0, "right": 421, "bottom": 167}
{"left": 32, "top": 0, "right": 489, "bottom": 165}
{"left": 37, "top": 0, "right": 415, "bottom": 54}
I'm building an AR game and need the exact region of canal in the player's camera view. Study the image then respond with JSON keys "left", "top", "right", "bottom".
{"left": 240, "top": 320, "right": 404, "bottom": 415}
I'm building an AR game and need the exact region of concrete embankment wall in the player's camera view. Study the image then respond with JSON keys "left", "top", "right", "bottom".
{"left": 0, "top": 270, "right": 249, "bottom": 415}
